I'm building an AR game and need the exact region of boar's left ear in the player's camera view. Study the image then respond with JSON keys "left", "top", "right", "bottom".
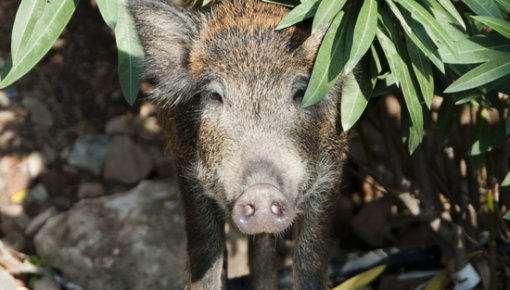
{"left": 129, "top": 0, "right": 201, "bottom": 104}
{"left": 300, "top": 24, "right": 328, "bottom": 61}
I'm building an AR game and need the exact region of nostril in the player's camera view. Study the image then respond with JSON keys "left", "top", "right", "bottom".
{"left": 271, "top": 202, "right": 284, "bottom": 217}
{"left": 242, "top": 203, "right": 255, "bottom": 217}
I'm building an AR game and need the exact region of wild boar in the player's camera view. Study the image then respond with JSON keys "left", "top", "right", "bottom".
{"left": 129, "top": 0, "right": 348, "bottom": 289}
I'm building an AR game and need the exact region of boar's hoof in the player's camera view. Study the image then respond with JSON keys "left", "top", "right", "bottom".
{"left": 233, "top": 183, "right": 295, "bottom": 234}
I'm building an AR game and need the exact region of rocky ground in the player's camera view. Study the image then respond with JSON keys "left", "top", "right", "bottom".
{"left": 1, "top": 1, "right": 509, "bottom": 290}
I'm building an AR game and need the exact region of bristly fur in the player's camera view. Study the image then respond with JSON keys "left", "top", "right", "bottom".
{"left": 130, "top": 1, "right": 348, "bottom": 289}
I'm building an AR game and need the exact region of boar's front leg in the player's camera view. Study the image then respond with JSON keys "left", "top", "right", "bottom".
{"left": 180, "top": 179, "right": 226, "bottom": 290}
{"left": 293, "top": 194, "right": 332, "bottom": 290}
{"left": 249, "top": 234, "right": 278, "bottom": 290}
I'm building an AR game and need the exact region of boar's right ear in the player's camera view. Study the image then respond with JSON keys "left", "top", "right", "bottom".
{"left": 129, "top": 0, "right": 201, "bottom": 104}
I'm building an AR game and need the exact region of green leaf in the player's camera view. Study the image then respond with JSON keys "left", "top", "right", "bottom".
{"left": 262, "top": 0, "right": 300, "bottom": 8}
{"left": 444, "top": 55, "right": 510, "bottom": 93}
{"left": 377, "top": 26, "right": 424, "bottom": 152}
{"left": 343, "top": 0, "right": 378, "bottom": 74}
{"left": 504, "top": 209, "right": 510, "bottom": 220}
{"left": 276, "top": 0, "right": 319, "bottom": 30}
{"left": 0, "top": 0, "right": 79, "bottom": 89}
{"left": 301, "top": 11, "right": 345, "bottom": 107}
{"left": 502, "top": 172, "right": 510, "bottom": 187}
{"left": 312, "top": 0, "right": 346, "bottom": 33}
{"left": 96, "top": 0, "right": 118, "bottom": 30}
{"left": 202, "top": 0, "right": 213, "bottom": 6}
{"left": 332, "top": 265, "right": 386, "bottom": 290}
{"left": 462, "top": 0, "right": 503, "bottom": 19}
{"left": 438, "top": 35, "right": 510, "bottom": 64}
{"left": 436, "top": 0, "right": 466, "bottom": 30}
{"left": 406, "top": 35, "right": 433, "bottom": 109}
{"left": 395, "top": 0, "right": 456, "bottom": 54}
{"left": 472, "top": 16, "right": 510, "bottom": 40}
{"left": 341, "top": 71, "right": 372, "bottom": 131}
{"left": 496, "top": 0, "right": 510, "bottom": 13}
{"left": 468, "top": 122, "right": 508, "bottom": 155}
{"left": 424, "top": 269, "right": 449, "bottom": 290}
{"left": 115, "top": 0, "right": 144, "bottom": 105}
{"left": 423, "top": 0, "right": 467, "bottom": 41}
{"left": 385, "top": 0, "right": 445, "bottom": 72}
{"left": 10, "top": 0, "right": 47, "bottom": 64}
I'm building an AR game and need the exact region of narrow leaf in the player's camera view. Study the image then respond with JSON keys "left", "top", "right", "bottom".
{"left": 312, "top": 0, "right": 346, "bottom": 33}
{"left": 468, "top": 123, "right": 508, "bottom": 155}
{"left": 444, "top": 55, "right": 510, "bottom": 93}
{"left": 462, "top": 0, "right": 503, "bottom": 19}
{"left": 472, "top": 16, "right": 510, "bottom": 40}
{"left": 437, "top": 0, "right": 466, "bottom": 29}
{"left": 502, "top": 172, "right": 510, "bottom": 187}
{"left": 341, "top": 71, "right": 372, "bottom": 131}
{"left": 406, "top": 34, "right": 434, "bottom": 109}
{"left": 332, "top": 265, "right": 386, "bottom": 290}
{"left": 386, "top": 0, "right": 445, "bottom": 72}
{"left": 504, "top": 209, "right": 510, "bottom": 220}
{"left": 377, "top": 26, "right": 424, "bottom": 152}
{"left": 276, "top": 0, "right": 319, "bottom": 30}
{"left": 424, "top": 269, "right": 449, "bottom": 290}
{"left": 422, "top": 0, "right": 467, "bottom": 41}
{"left": 262, "top": 0, "right": 300, "bottom": 8}
{"left": 115, "top": 0, "right": 144, "bottom": 105}
{"left": 395, "top": 0, "right": 456, "bottom": 54}
{"left": 343, "top": 0, "right": 378, "bottom": 74}
{"left": 438, "top": 35, "right": 510, "bottom": 64}
{"left": 301, "top": 11, "right": 345, "bottom": 107}
{"left": 496, "top": 0, "right": 510, "bottom": 13}
{"left": 0, "top": 0, "right": 80, "bottom": 89}
{"left": 96, "top": 0, "right": 118, "bottom": 29}
{"left": 11, "top": 0, "right": 46, "bottom": 63}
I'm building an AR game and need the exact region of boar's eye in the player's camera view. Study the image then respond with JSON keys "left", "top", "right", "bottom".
{"left": 205, "top": 91, "right": 223, "bottom": 103}
{"left": 292, "top": 89, "right": 306, "bottom": 104}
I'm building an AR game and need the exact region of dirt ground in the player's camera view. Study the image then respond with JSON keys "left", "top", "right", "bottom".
{"left": 1, "top": 0, "right": 510, "bottom": 290}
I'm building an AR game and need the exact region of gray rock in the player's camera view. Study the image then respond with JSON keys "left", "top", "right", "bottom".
{"left": 103, "top": 136, "right": 153, "bottom": 184}
{"left": 25, "top": 207, "right": 59, "bottom": 236}
{"left": 22, "top": 96, "right": 54, "bottom": 127}
{"left": 34, "top": 276, "right": 61, "bottom": 290}
{"left": 76, "top": 182, "right": 106, "bottom": 198}
{"left": 105, "top": 115, "right": 135, "bottom": 135}
{"left": 67, "top": 135, "right": 111, "bottom": 175}
{"left": 34, "top": 179, "right": 187, "bottom": 290}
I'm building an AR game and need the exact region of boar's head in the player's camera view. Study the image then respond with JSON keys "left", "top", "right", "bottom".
{"left": 130, "top": 0, "right": 347, "bottom": 235}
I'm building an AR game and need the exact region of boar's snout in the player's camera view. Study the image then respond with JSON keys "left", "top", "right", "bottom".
{"left": 232, "top": 183, "right": 295, "bottom": 234}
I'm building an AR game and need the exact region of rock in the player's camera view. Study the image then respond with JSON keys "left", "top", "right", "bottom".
{"left": 25, "top": 207, "right": 59, "bottom": 236}
{"left": 0, "top": 268, "right": 18, "bottom": 290}
{"left": 103, "top": 136, "right": 153, "bottom": 184}
{"left": 33, "top": 276, "right": 61, "bottom": 290}
{"left": 22, "top": 96, "right": 54, "bottom": 127}
{"left": 136, "top": 116, "right": 162, "bottom": 140}
{"left": 29, "top": 184, "right": 49, "bottom": 204}
{"left": 25, "top": 152, "right": 46, "bottom": 179}
{"left": 0, "top": 90, "right": 11, "bottom": 107}
{"left": 67, "top": 135, "right": 111, "bottom": 175}
{"left": 105, "top": 115, "right": 134, "bottom": 135}
{"left": 77, "top": 182, "right": 106, "bottom": 198}
{"left": 139, "top": 102, "right": 156, "bottom": 118}
{"left": 34, "top": 179, "right": 186, "bottom": 290}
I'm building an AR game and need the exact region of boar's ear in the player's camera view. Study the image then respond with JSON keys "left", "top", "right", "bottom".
{"left": 129, "top": 0, "right": 201, "bottom": 104}
{"left": 300, "top": 24, "right": 328, "bottom": 60}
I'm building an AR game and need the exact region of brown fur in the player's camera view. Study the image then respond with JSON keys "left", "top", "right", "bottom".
{"left": 130, "top": 0, "right": 348, "bottom": 289}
